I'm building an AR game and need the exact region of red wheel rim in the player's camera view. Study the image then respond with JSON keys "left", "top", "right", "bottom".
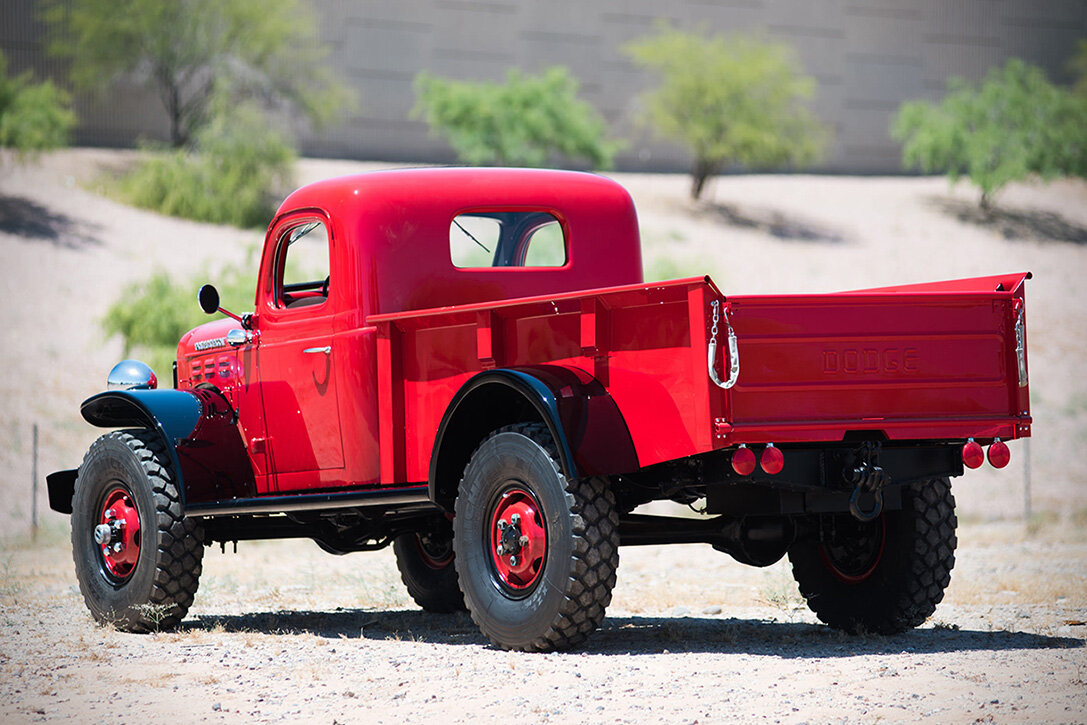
{"left": 819, "top": 515, "right": 886, "bottom": 584}
{"left": 413, "top": 533, "right": 454, "bottom": 569}
{"left": 97, "top": 485, "right": 141, "bottom": 583}
{"left": 488, "top": 486, "right": 547, "bottom": 594}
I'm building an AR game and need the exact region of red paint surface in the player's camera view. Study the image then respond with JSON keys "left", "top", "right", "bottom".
{"left": 490, "top": 488, "right": 547, "bottom": 591}
{"left": 172, "top": 168, "right": 1032, "bottom": 495}
{"left": 98, "top": 486, "right": 140, "bottom": 580}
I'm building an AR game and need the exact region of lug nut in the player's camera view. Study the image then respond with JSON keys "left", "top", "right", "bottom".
{"left": 519, "top": 535, "right": 529, "bottom": 547}
{"left": 510, "top": 513, "right": 520, "bottom": 526}
{"left": 509, "top": 556, "right": 518, "bottom": 566}
{"left": 112, "top": 542, "right": 123, "bottom": 553}
{"left": 497, "top": 519, "right": 508, "bottom": 531}
{"left": 496, "top": 543, "right": 506, "bottom": 555}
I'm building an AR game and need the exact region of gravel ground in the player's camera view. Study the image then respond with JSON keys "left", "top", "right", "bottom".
{"left": 1, "top": 523, "right": 1084, "bottom": 723}
{"left": 1, "top": 150, "right": 1086, "bottom": 722}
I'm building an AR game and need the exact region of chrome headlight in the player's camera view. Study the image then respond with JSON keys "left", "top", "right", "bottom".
{"left": 107, "top": 359, "right": 158, "bottom": 390}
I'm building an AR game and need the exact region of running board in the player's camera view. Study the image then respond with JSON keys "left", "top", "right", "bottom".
{"left": 183, "top": 485, "right": 434, "bottom": 517}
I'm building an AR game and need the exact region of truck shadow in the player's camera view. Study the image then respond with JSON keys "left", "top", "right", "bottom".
{"left": 182, "top": 609, "right": 1083, "bottom": 656}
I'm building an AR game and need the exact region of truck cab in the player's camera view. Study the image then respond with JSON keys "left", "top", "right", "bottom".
{"left": 176, "top": 168, "right": 643, "bottom": 496}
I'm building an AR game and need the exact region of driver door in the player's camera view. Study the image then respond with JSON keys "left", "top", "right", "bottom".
{"left": 256, "top": 215, "right": 345, "bottom": 489}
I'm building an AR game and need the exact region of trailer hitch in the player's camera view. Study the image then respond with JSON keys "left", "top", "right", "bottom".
{"left": 846, "top": 442, "right": 888, "bottom": 522}
{"left": 708, "top": 299, "right": 740, "bottom": 390}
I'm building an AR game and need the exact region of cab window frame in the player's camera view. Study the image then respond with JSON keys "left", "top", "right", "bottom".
{"left": 449, "top": 210, "right": 568, "bottom": 270}
{"left": 271, "top": 216, "right": 333, "bottom": 311}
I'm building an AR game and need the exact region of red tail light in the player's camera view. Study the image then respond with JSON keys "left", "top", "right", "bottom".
{"left": 731, "top": 445, "right": 756, "bottom": 476}
{"left": 988, "top": 438, "right": 1010, "bottom": 468}
{"left": 760, "top": 444, "right": 784, "bottom": 475}
{"left": 962, "top": 439, "right": 984, "bottom": 469}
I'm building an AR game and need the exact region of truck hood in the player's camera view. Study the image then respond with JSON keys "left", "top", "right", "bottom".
{"left": 177, "top": 317, "right": 243, "bottom": 360}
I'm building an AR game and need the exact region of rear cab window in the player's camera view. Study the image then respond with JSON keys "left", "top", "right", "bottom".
{"left": 450, "top": 211, "right": 566, "bottom": 269}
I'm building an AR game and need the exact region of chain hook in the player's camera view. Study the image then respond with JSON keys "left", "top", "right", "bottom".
{"left": 708, "top": 299, "right": 740, "bottom": 389}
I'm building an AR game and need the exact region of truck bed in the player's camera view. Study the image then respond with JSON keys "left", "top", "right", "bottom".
{"left": 368, "top": 272, "right": 1031, "bottom": 483}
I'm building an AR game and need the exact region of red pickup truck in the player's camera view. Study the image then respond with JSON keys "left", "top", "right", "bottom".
{"left": 49, "top": 168, "right": 1031, "bottom": 651}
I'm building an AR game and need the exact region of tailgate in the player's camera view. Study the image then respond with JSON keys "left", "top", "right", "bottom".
{"left": 720, "top": 272, "right": 1032, "bottom": 444}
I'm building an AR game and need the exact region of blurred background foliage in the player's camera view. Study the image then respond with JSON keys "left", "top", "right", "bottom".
{"left": 42, "top": 0, "right": 353, "bottom": 147}
{"left": 103, "top": 259, "right": 257, "bottom": 383}
{"left": 118, "top": 96, "right": 296, "bottom": 228}
{"left": 624, "top": 25, "right": 828, "bottom": 200}
{"left": 0, "top": 49, "right": 75, "bottom": 160}
{"left": 413, "top": 67, "right": 620, "bottom": 169}
{"left": 42, "top": 0, "right": 354, "bottom": 228}
{"left": 893, "top": 57, "right": 1087, "bottom": 209}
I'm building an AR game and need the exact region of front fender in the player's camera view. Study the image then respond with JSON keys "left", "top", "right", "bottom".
{"left": 82, "top": 389, "right": 204, "bottom": 443}
{"left": 80, "top": 388, "right": 256, "bottom": 507}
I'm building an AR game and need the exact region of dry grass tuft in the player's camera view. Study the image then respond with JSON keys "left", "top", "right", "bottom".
{"left": 759, "top": 566, "right": 805, "bottom": 611}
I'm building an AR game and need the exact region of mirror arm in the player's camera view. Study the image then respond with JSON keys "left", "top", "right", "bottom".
{"left": 199, "top": 284, "right": 252, "bottom": 329}
{"left": 217, "top": 306, "right": 248, "bottom": 328}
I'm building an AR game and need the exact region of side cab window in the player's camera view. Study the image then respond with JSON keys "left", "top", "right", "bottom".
{"left": 273, "top": 219, "right": 332, "bottom": 309}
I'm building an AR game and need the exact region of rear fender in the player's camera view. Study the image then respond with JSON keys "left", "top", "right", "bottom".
{"left": 80, "top": 387, "right": 256, "bottom": 507}
{"left": 428, "top": 366, "right": 638, "bottom": 510}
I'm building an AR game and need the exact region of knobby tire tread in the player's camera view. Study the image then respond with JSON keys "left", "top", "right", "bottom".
{"left": 393, "top": 534, "right": 466, "bottom": 613}
{"left": 462, "top": 423, "right": 619, "bottom": 652}
{"left": 75, "top": 430, "right": 203, "bottom": 632}
{"left": 790, "top": 477, "right": 957, "bottom": 634}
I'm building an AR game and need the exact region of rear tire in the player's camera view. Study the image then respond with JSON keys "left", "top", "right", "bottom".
{"left": 453, "top": 423, "right": 619, "bottom": 651}
{"left": 788, "top": 477, "right": 957, "bottom": 634}
{"left": 71, "top": 430, "right": 203, "bottom": 632}
{"left": 393, "top": 525, "right": 466, "bottom": 613}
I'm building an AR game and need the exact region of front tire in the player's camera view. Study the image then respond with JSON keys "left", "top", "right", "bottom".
{"left": 788, "top": 477, "right": 957, "bottom": 634}
{"left": 71, "top": 430, "right": 203, "bottom": 631}
{"left": 453, "top": 424, "right": 619, "bottom": 651}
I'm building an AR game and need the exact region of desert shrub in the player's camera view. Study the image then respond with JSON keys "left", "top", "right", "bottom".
{"left": 413, "top": 67, "right": 619, "bottom": 169}
{"left": 0, "top": 50, "right": 75, "bottom": 159}
{"left": 892, "top": 58, "right": 1087, "bottom": 209}
{"left": 120, "top": 101, "right": 294, "bottom": 228}
{"left": 625, "top": 26, "right": 827, "bottom": 200}
{"left": 104, "top": 261, "right": 255, "bottom": 381}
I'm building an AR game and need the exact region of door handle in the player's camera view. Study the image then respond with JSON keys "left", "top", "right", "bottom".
{"left": 303, "top": 346, "right": 331, "bottom": 355}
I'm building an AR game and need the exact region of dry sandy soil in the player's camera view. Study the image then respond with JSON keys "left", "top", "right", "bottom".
{"left": 1, "top": 150, "right": 1086, "bottom": 722}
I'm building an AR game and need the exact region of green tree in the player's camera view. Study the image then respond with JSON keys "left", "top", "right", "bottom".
{"left": 413, "top": 67, "right": 618, "bottom": 169}
{"left": 892, "top": 59, "right": 1087, "bottom": 209}
{"left": 625, "top": 26, "right": 827, "bottom": 200}
{"left": 43, "top": 0, "right": 352, "bottom": 146}
{"left": 119, "top": 96, "right": 295, "bottom": 228}
{"left": 0, "top": 50, "right": 75, "bottom": 159}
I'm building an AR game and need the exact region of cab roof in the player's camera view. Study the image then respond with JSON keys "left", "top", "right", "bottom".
{"left": 271, "top": 167, "right": 644, "bottom": 316}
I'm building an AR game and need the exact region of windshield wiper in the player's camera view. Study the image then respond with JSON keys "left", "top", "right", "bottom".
{"left": 452, "top": 218, "right": 490, "bottom": 254}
